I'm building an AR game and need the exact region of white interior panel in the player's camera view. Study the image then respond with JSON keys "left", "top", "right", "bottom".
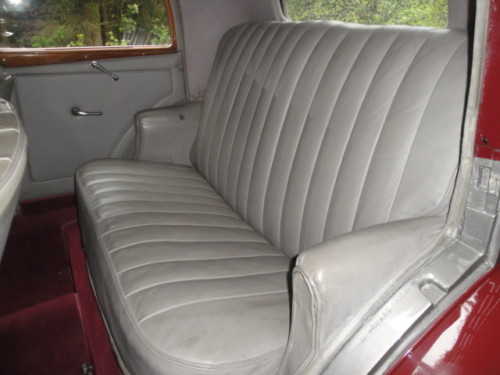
{"left": 8, "top": 53, "right": 185, "bottom": 198}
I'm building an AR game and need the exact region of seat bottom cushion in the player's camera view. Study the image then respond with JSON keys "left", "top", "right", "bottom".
{"left": 76, "top": 159, "right": 291, "bottom": 375}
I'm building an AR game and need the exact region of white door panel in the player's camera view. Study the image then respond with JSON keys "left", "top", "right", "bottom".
{"left": 8, "top": 53, "right": 185, "bottom": 198}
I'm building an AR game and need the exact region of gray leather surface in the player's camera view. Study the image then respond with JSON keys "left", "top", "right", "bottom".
{"left": 191, "top": 22, "right": 467, "bottom": 257}
{"left": 10, "top": 53, "right": 186, "bottom": 199}
{"left": 0, "top": 99, "right": 27, "bottom": 262}
{"left": 77, "top": 159, "right": 290, "bottom": 375}
{"left": 280, "top": 216, "right": 445, "bottom": 374}
{"left": 77, "top": 21, "right": 467, "bottom": 375}
{"left": 135, "top": 102, "right": 202, "bottom": 165}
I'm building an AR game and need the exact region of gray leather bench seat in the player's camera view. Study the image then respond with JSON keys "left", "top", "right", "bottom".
{"left": 77, "top": 160, "right": 290, "bottom": 374}
{"left": 77, "top": 22, "right": 467, "bottom": 375}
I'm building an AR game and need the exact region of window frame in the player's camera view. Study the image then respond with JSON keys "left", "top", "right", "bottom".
{"left": 0, "top": 0, "right": 177, "bottom": 68}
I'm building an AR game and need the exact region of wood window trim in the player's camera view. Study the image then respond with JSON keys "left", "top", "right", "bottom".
{"left": 0, "top": 0, "right": 177, "bottom": 68}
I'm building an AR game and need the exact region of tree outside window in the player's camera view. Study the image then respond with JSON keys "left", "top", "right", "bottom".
{"left": 0, "top": 0, "right": 171, "bottom": 48}
{"left": 285, "top": 0, "right": 448, "bottom": 28}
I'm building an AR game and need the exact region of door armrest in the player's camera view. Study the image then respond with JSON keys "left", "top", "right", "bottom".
{"left": 280, "top": 216, "right": 445, "bottom": 374}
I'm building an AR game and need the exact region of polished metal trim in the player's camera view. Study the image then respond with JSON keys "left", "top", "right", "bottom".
{"left": 91, "top": 60, "right": 119, "bottom": 81}
{"left": 71, "top": 107, "right": 103, "bottom": 116}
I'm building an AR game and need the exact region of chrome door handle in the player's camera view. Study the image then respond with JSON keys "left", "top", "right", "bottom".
{"left": 71, "top": 107, "right": 103, "bottom": 116}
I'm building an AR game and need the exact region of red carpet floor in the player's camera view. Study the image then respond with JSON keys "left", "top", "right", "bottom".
{"left": 0, "top": 194, "right": 121, "bottom": 375}
{"left": 0, "top": 294, "right": 91, "bottom": 375}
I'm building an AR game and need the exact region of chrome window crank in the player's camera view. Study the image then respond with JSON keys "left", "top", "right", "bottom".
{"left": 91, "top": 60, "right": 119, "bottom": 81}
{"left": 71, "top": 107, "right": 103, "bottom": 116}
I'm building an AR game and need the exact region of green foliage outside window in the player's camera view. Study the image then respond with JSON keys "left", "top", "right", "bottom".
{"left": 285, "top": 0, "right": 448, "bottom": 28}
{"left": 0, "top": 0, "right": 171, "bottom": 48}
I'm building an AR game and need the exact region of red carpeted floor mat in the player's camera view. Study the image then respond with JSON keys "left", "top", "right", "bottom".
{"left": 0, "top": 198, "right": 76, "bottom": 316}
{"left": 0, "top": 270, "right": 74, "bottom": 316}
{"left": 0, "top": 294, "right": 92, "bottom": 375}
{"left": 0, "top": 194, "right": 122, "bottom": 374}
{"left": 0, "top": 193, "right": 77, "bottom": 316}
{"left": 19, "top": 193, "right": 77, "bottom": 216}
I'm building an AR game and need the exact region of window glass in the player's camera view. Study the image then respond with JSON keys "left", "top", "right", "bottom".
{"left": 284, "top": 0, "right": 448, "bottom": 28}
{"left": 0, "top": 0, "right": 171, "bottom": 48}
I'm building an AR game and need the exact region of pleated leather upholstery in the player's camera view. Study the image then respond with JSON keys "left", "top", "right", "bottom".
{"left": 191, "top": 22, "right": 467, "bottom": 257}
{"left": 77, "top": 160, "right": 291, "bottom": 375}
{"left": 77, "top": 21, "right": 467, "bottom": 375}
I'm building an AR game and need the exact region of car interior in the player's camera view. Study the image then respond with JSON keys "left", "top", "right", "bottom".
{"left": 1, "top": 0, "right": 499, "bottom": 374}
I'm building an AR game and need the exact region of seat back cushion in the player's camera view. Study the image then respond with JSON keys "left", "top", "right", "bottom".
{"left": 191, "top": 21, "right": 467, "bottom": 257}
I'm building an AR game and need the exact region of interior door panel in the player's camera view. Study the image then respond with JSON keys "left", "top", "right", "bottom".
{"left": 8, "top": 53, "right": 185, "bottom": 198}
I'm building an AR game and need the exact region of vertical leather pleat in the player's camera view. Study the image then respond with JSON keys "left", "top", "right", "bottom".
{"left": 192, "top": 22, "right": 467, "bottom": 257}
